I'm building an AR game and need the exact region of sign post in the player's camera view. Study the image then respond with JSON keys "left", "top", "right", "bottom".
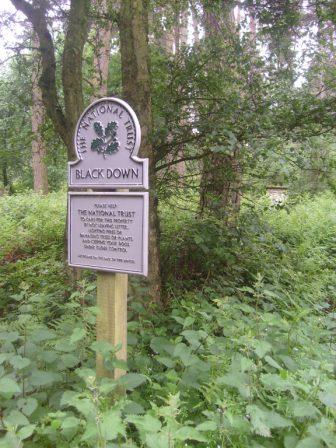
{"left": 67, "top": 98, "right": 148, "bottom": 379}
{"left": 96, "top": 271, "right": 127, "bottom": 379}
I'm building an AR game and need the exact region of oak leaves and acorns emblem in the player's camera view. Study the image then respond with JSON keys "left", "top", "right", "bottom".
{"left": 91, "top": 121, "right": 119, "bottom": 157}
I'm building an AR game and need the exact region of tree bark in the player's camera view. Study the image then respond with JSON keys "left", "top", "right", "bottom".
{"left": 199, "top": 1, "right": 242, "bottom": 221}
{"left": 192, "top": 5, "right": 200, "bottom": 44}
{"left": 31, "top": 33, "right": 48, "bottom": 194}
{"left": 62, "top": 0, "right": 90, "bottom": 157}
{"left": 2, "top": 162, "right": 9, "bottom": 189}
{"left": 119, "top": 0, "right": 162, "bottom": 304}
{"left": 90, "top": 0, "right": 114, "bottom": 100}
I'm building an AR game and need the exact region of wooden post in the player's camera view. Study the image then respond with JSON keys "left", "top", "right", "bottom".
{"left": 96, "top": 187, "right": 129, "bottom": 380}
{"left": 96, "top": 271, "right": 128, "bottom": 379}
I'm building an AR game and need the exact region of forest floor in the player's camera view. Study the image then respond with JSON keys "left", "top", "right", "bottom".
{"left": 0, "top": 191, "right": 335, "bottom": 447}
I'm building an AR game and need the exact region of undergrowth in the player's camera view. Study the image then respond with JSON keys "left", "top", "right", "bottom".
{"left": 0, "top": 191, "right": 335, "bottom": 447}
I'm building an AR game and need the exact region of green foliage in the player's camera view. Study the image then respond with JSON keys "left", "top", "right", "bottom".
{"left": 0, "top": 191, "right": 67, "bottom": 310}
{"left": 0, "top": 191, "right": 335, "bottom": 446}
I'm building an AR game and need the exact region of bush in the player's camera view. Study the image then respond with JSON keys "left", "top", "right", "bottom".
{"left": 0, "top": 191, "right": 67, "bottom": 311}
{"left": 0, "top": 191, "right": 335, "bottom": 446}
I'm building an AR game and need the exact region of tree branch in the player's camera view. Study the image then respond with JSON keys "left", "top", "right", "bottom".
{"left": 10, "top": 0, "right": 70, "bottom": 154}
{"left": 155, "top": 151, "right": 212, "bottom": 172}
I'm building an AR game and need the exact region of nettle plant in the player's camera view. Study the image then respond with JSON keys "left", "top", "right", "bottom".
{"left": 91, "top": 121, "right": 119, "bottom": 157}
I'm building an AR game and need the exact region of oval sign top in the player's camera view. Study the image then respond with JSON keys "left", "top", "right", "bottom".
{"left": 68, "top": 97, "right": 148, "bottom": 189}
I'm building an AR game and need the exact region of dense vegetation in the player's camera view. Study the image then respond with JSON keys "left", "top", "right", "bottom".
{"left": 0, "top": 0, "right": 336, "bottom": 446}
{"left": 0, "top": 192, "right": 335, "bottom": 447}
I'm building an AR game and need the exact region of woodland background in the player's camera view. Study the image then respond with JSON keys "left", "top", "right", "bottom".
{"left": 0, "top": 0, "right": 336, "bottom": 447}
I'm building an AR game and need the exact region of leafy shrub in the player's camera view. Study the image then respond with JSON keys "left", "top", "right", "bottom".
{"left": 0, "top": 192, "right": 67, "bottom": 311}
{"left": 0, "top": 191, "right": 335, "bottom": 446}
{"left": 160, "top": 203, "right": 239, "bottom": 285}
{"left": 0, "top": 191, "right": 66, "bottom": 260}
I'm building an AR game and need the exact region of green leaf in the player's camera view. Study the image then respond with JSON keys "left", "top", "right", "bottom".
{"left": 17, "top": 424, "right": 36, "bottom": 440}
{"left": 60, "top": 391, "right": 78, "bottom": 407}
{"left": 196, "top": 421, "right": 217, "bottom": 431}
{"left": 266, "top": 411, "right": 292, "bottom": 429}
{"left": 284, "top": 432, "right": 299, "bottom": 448}
{"left": 181, "top": 330, "right": 205, "bottom": 348}
{"left": 173, "top": 342, "right": 190, "bottom": 358}
{"left": 0, "top": 376, "right": 21, "bottom": 398}
{"left": 72, "top": 398, "right": 96, "bottom": 419}
{"left": 253, "top": 340, "right": 272, "bottom": 358}
{"left": 288, "top": 400, "right": 319, "bottom": 418}
{"left": 60, "top": 353, "right": 80, "bottom": 369}
{"left": 264, "top": 355, "right": 282, "bottom": 370}
{"left": 150, "top": 336, "right": 174, "bottom": 355}
{"left": 81, "top": 421, "right": 98, "bottom": 442}
{"left": 216, "top": 373, "right": 252, "bottom": 398}
{"left": 30, "top": 328, "right": 55, "bottom": 342}
{"left": 0, "top": 353, "right": 12, "bottom": 364}
{"left": 278, "top": 355, "right": 298, "bottom": 371}
{"left": 183, "top": 316, "right": 195, "bottom": 328}
{"left": 296, "top": 437, "right": 323, "bottom": 448}
{"left": 94, "top": 121, "right": 104, "bottom": 137}
{"left": 229, "top": 354, "right": 255, "bottom": 373}
{"left": 145, "top": 432, "right": 169, "bottom": 448}
{"left": 247, "top": 405, "right": 292, "bottom": 438}
{"left": 318, "top": 391, "right": 336, "bottom": 409}
{"left": 123, "top": 401, "right": 145, "bottom": 415}
{"left": 70, "top": 327, "right": 86, "bottom": 344}
{"left": 111, "top": 361, "right": 127, "bottom": 373}
{"left": 261, "top": 373, "right": 292, "bottom": 392}
{"left": 4, "top": 410, "right": 29, "bottom": 427}
{"left": 40, "top": 352, "right": 59, "bottom": 364}
{"left": 318, "top": 381, "right": 336, "bottom": 409}
{"left": 0, "top": 331, "right": 20, "bottom": 342}
{"left": 61, "top": 416, "right": 81, "bottom": 431}
{"left": 10, "top": 355, "right": 30, "bottom": 370}
{"left": 156, "top": 356, "right": 175, "bottom": 368}
{"left": 127, "top": 414, "right": 161, "bottom": 433}
{"left": 119, "top": 373, "right": 147, "bottom": 390}
{"left": 246, "top": 405, "right": 271, "bottom": 438}
{"left": 53, "top": 340, "right": 74, "bottom": 353}
{"left": 75, "top": 367, "right": 96, "bottom": 381}
{"left": 99, "top": 380, "right": 117, "bottom": 395}
{"left": 90, "top": 340, "right": 115, "bottom": 355}
{"left": 128, "top": 332, "right": 138, "bottom": 346}
{"left": 307, "top": 418, "right": 336, "bottom": 447}
{"left": 100, "top": 410, "right": 125, "bottom": 441}
{"left": 17, "top": 398, "right": 38, "bottom": 416}
{"left": 29, "top": 370, "right": 61, "bottom": 387}
{"left": 175, "top": 426, "right": 208, "bottom": 442}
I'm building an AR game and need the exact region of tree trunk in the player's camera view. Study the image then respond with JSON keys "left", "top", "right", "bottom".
{"left": 199, "top": 1, "right": 242, "bottom": 221}
{"left": 2, "top": 161, "right": 10, "bottom": 191}
{"left": 156, "top": 7, "right": 188, "bottom": 182}
{"left": 192, "top": 5, "right": 200, "bottom": 44}
{"left": 174, "top": 8, "right": 189, "bottom": 180}
{"left": 174, "top": 8, "right": 188, "bottom": 53}
{"left": 11, "top": 0, "right": 90, "bottom": 161}
{"left": 90, "top": 0, "right": 114, "bottom": 100}
{"left": 119, "top": 0, "right": 162, "bottom": 304}
{"left": 31, "top": 33, "right": 48, "bottom": 194}
{"left": 62, "top": 0, "right": 90, "bottom": 158}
